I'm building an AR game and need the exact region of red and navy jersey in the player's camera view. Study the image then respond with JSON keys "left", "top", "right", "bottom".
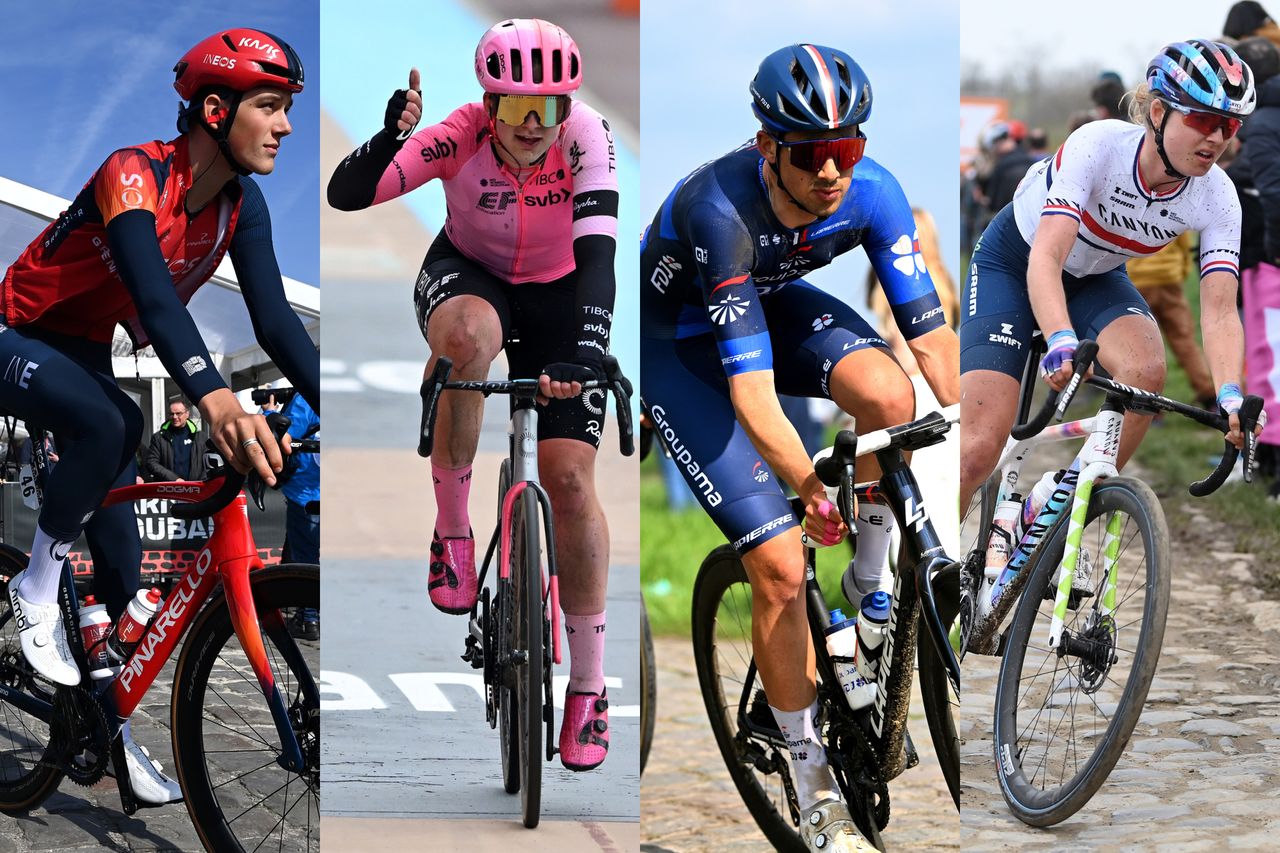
{"left": 3, "top": 136, "right": 242, "bottom": 345}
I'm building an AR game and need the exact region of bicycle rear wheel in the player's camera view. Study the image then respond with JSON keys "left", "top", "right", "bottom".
{"left": 172, "top": 563, "right": 320, "bottom": 853}
{"left": 917, "top": 560, "right": 960, "bottom": 809}
{"left": 0, "top": 547, "right": 63, "bottom": 812}
{"left": 993, "top": 477, "right": 1169, "bottom": 826}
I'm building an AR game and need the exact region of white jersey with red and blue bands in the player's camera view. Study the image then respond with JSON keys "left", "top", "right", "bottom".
{"left": 1011, "top": 119, "right": 1242, "bottom": 279}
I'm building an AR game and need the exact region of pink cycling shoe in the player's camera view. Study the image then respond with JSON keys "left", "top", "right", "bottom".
{"left": 559, "top": 687, "right": 609, "bottom": 771}
{"left": 427, "top": 530, "right": 477, "bottom": 614}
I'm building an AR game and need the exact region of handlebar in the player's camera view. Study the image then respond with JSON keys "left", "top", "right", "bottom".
{"left": 1190, "top": 394, "right": 1262, "bottom": 497}
{"left": 804, "top": 406, "right": 960, "bottom": 549}
{"left": 1010, "top": 340, "right": 1100, "bottom": 440}
{"left": 1009, "top": 338, "right": 1262, "bottom": 498}
{"left": 172, "top": 415, "right": 319, "bottom": 520}
{"left": 417, "top": 356, "right": 635, "bottom": 458}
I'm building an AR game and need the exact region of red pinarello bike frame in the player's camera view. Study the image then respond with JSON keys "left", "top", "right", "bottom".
{"left": 97, "top": 477, "right": 302, "bottom": 767}
{"left": 498, "top": 480, "right": 562, "bottom": 665}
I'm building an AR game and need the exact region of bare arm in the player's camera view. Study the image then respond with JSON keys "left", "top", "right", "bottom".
{"left": 905, "top": 325, "right": 960, "bottom": 406}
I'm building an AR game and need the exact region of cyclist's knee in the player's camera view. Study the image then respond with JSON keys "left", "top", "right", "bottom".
{"left": 428, "top": 301, "right": 501, "bottom": 370}
{"left": 743, "top": 543, "right": 805, "bottom": 611}
{"left": 960, "top": 429, "right": 1003, "bottom": 496}
{"left": 1111, "top": 355, "right": 1166, "bottom": 392}
{"left": 434, "top": 324, "right": 500, "bottom": 370}
{"left": 856, "top": 372, "right": 915, "bottom": 428}
{"left": 541, "top": 450, "right": 597, "bottom": 516}
{"left": 76, "top": 395, "right": 134, "bottom": 459}
{"left": 831, "top": 351, "right": 914, "bottom": 426}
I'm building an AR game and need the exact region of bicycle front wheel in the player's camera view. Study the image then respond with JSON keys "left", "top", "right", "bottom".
{"left": 0, "top": 547, "right": 63, "bottom": 812}
{"left": 172, "top": 563, "right": 320, "bottom": 853}
{"left": 512, "top": 490, "right": 543, "bottom": 828}
{"left": 993, "top": 477, "right": 1169, "bottom": 826}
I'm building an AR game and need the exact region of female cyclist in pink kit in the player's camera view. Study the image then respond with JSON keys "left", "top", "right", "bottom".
{"left": 328, "top": 18, "right": 620, "bottom": 770}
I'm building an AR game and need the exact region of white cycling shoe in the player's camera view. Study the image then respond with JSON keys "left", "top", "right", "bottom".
{"left": 6, "top": 571, "right": 80, "bottom": 686}
{"left": 123, "top": 738, "right": 183, "bottom": 805}
{"left": 801, "top": 798, "right": 877, "bottom": 852}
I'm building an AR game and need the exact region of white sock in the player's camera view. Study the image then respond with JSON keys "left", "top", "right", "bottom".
{"left": 843, "top": 502, "right": 894, "bottom": 605}
{"left": 770, "top": 698, "right": 838, "bottom": 812}
{"left": 19, "top": 526, "right": 74, "bottom": 605}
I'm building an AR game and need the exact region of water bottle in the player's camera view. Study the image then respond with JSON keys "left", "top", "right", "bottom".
{"left": 984, "top": 499, "right": 1021, "bottom": 579}
{"left": 855, "top": 591, "right": 892, "bottom": 683}
{"left": 1015, "top": 471, "right": 1062, "bottom": 543}
{"left": 824, "top": 609, "right": 875, "bottom": 710}
{"left": 77, "top": 597, "right": 113, "bottom": 681}
{"left": 108, "top": 588, "right": 163, "bottom": 662}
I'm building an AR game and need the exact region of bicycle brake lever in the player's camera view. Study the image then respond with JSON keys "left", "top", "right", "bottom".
{"left": 1054, "top": 340, "right": 1099, "bottom": 421}
{"left": 246, "top": 471, "right": 268, "bottom": 512}
{"left": 1240, "top": 394, "right": 1264, "bottom": 485}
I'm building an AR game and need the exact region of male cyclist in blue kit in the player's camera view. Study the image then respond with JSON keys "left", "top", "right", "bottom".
{"left": 640, "top": 44, "right": 958, "bottom": 851}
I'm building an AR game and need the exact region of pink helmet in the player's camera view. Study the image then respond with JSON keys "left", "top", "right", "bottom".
{"left": 474, "top": 18, "right": 582, "bottom": 96}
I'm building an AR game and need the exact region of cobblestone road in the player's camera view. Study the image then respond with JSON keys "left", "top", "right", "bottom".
{"left": 641, "top": 636, "right": 958, "bottom": 852}
{"left": 961, "top": 501, "right": 1280, "bottom": 850}
{"left": 0, "top": 624, "right": 319, "bottom": 853}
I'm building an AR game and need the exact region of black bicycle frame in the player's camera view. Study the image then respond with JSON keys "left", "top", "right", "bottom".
{"left": 799, "top": 447, "right": 952, "bottom": 781}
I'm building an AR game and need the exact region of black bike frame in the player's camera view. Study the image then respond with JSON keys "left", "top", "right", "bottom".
{"left": 800, "top": 448, "right": 952, "bottom": 781}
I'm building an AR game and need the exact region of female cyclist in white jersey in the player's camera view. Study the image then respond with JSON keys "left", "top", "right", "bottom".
{"left": 960, "top": 39, "right": 1260, "bottom": 508}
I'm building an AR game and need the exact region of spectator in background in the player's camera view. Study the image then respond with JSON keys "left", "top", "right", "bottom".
{"left": 981, "top": 121, "right": 1038, "bottom": 215}
{"left": 1027, "top": 127, "right": 1050, "bottom": 158}
{"left": 1091, "top": 73, "right": 1127, "bottom": 120}
{"left": 277, "top": 391, "right": 319, "bottom": 637}
{"left": 1127, "top": 234, "right": 1217, "bottom": 409}
{"left": 1224, "top": 1, "right": 1280, "bottom": 50}
{"left": 142, "top": 400, "right": 206, "bottom": 482}
{"left": 1225, "top": 36, "right": 1280, "bottom": 486}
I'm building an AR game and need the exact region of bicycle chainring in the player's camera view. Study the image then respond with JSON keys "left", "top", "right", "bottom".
{"left": 60, "top": 686, "right": 112, "bottom": 788}
{"left": 826, "top": 706, "right": 890, "bottom": 831}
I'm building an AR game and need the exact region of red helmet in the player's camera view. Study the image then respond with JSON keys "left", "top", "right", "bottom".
{"left": 173, "top": 28, "right": 304, "bottom": 101}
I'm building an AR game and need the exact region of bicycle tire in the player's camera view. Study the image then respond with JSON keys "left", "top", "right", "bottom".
{"left": 0, "top": 546, "right": 63, "bottom": 812}
{"left": 639, "top": 594, "right": 655, "bottom": 776}
{"left": 957, "top": 473, "right": 999, "bottom": 656}
{"left": 514, "top": 490, "right": 543, "bottom": 828}
{"left": 917, "top": 560, "right": 960, "bottom": 809}
{"left": 171, "top": 563, "right": 320, "bottom": 853}
{"left": 495, "top": 462, "right": 522, "bottom": 795}
{"left": 993, "top": 477, "right": 1169, "bottom": 826}
{"left": 692, "top": 546, "right": 805, "bottom": 851}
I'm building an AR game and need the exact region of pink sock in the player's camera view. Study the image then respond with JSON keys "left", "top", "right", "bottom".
{"left": 432, "top": 463, "right": 472, "bottom": 538}
{"left": 565, "top": 610, "right": 606, "bottom": 693}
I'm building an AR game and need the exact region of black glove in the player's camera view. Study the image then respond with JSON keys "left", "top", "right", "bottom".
{"left": 384, "top": 89, "right": 420, "bottom": 141}
{"left": 540, "top": 360, "right": 603, "bottom": 386}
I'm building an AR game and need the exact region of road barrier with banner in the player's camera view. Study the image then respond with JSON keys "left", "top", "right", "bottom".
{"left": 0, "top": 483, "right": 287, "bottom": 590}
